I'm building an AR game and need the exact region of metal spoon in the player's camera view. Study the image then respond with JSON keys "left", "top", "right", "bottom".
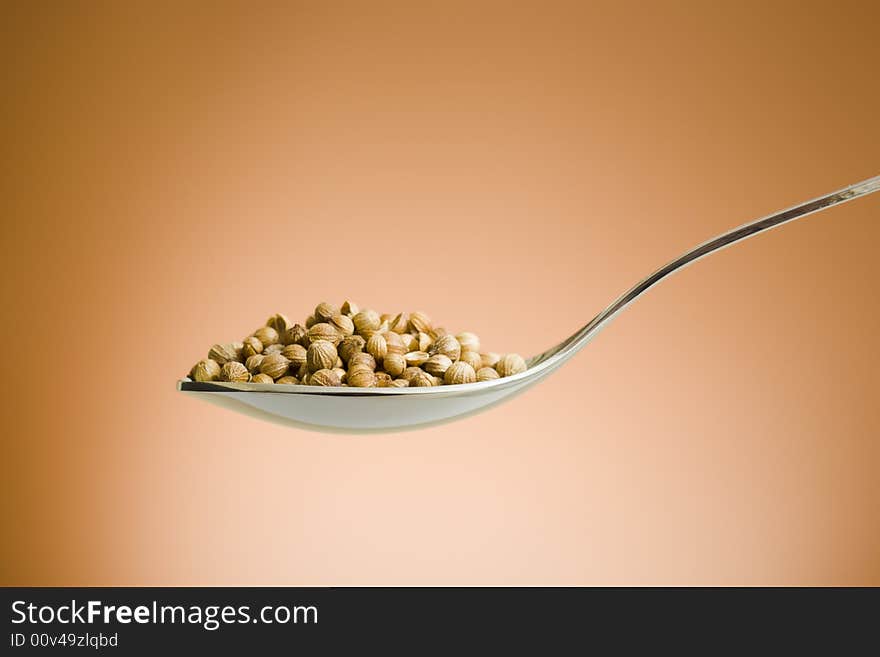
{"left": 178, "top": 175, "right": 880, "bottom": 433}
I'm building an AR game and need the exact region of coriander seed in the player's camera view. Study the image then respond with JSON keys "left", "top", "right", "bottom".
{"left": 242, "top": 336, "right": 263, "bottom": 358}
{"left": 245, "top": 354, "right": 265, "bottom": 374}
{"left": 383, "top": 331, "right": 405, "bottom": 355}
{"left": 410, "top": 370, "right": 434, "bottom": 387}
{"left": 220, "top": 361, "right": 250, "bottom": 382}
{"left": 400, "top": 334, "right": 418, "bottom": 352}
{"left": 459, "top": 350, "right": 483, "bottom": 372}
{"left": 260, "top": 352, "right": 290, "bottom": 379}
{"left": 282, "top": 324, "right": 308, "bottom": 346}
{"left": 308, "top": 322, "right": 341, "bottom": 346}
{"left": 495, "top": 353, "right": 527, "bottom": 377}
{"left": 429, "top": 335, "right": 461, "bottom": 361}
{"left": 476, "top": 367, "right": 500, "bottom": 382}
{"left": 339, "top": 335, "right": 366, "bottom": 363}
{"left": 456, "top": 332, "right": 480, "bottom": 354}
{"left": 423, "top": 354, "right": 452, "bottom": 377}
{"left": 314, "top": 302, "right": 338, "bottom": 324}
{"left": 191, "top": 359, "right": 220, "bottom": 382}
{"left": 307, "top": 341, "right": 337, "bottom": 373}
{"left": 310, "top": 368, "right": 341, "bottom": 387}
{"left": 348, "top": 352, "right": 376, "bottom": 371}
{"left": 404, "top": 351, "right": 429, "bottom": 367}
{"left": 330, "top": 312, "right": 355, "bottom": 337}
{"left": 408, "top": 311, "right": 431, "bottom": 333}
{"left": 208, "top": 343, "right": 239, "bottom": 365}
{"left": 253, "top": 326, "right": 279, "bottom": 348}
{"left": 444, "top": 361, "right": 476, "bottom": 385}
{"left": 281, "top": 344, "right": 307, "bottom": 368}
{"left": 352, "top": 309, "right": 381, "bottom": 335}
{"left": 266, "top": 313, "right": 291, "bottom": 334}
{"left": 400, "top": 367, "right": 423, "bottom": 383}
{"left": 382, "top": 352, "right": 406, "bottom": 377}
{"left": 348, "top": 369, "right": 378, "bottom": 387}
{"left": 366, "top": 333, "right": 387, "bottom": 362}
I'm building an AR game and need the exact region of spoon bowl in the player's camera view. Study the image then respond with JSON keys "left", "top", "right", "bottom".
{"left": 178, "top": 174, "right": 879, "bottom": 433}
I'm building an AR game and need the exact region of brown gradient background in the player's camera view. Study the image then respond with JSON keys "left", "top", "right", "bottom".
{"left": 2, "top": 1, "right": 878, "bottom": 585}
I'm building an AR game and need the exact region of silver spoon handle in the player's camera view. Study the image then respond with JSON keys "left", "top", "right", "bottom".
{"left": 539, "top": 174, "right": 880, "bottom": 364}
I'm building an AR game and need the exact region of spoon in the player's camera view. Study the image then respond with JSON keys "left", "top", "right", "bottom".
{"left": 178, "top": 175, "right": 880, "bottom": 433}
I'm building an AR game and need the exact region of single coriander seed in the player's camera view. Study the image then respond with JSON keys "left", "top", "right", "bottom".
{"left": 352, "top": 309, "right": 381, "bottom": 335}
{"left": 459, "top": 350, "right": 483, "bottom": 372}
{"left": 382, "top": 352, "right": 406, "bottom": 377}
{"left": 348, "top": 352, "right": 376, "bottom": 371}
{"left": 456, "top": 331, "right": 480, "bottom": 353}
{"left": 314, "top": 302, "right": 339, "bottom": 324}
{"left": 253, "top": 326, "right": 279, "bottom": 348}
{"left": 444, "top": 361, "right": 476, "bottom": 385}
{"left": 208, "top": 343, "right": 239, "bottom": 365}
{"left": 245, "top": 354, "right": 265, "bottom": 374}
{"left": 410, "top": 370, "right": 434, "bottom": 387}
{"left": 242, "top": 336, "right": 263, "bottom": 359}
{"left": 310, "top": 368, "right": 341, "bottom": 387}
{"left": 366, "top": 333, "right": 388, "bottom": 362}
{"left": 307, "top": 341, "right": 337, "bottom": 373}
{"left": 476, "top": 367, "right": 500, "bottom": 382}
{"left": 260, "top": 352, "right": 290, "bottom": 379}
{"left": 495, "top": 353, "right": 527, "bottom": 377}
{"left": 266, "top": 313, "right": 291, "bottom": 334}
{"left": 348, "top": 369, "right": 378, "bottom": 388}
{"left": 404, "top": 351, "right": 429, "bottom": 367}
{"left": 220, "top": 361, "right": 250, "bottom": 382}
{"left": 281, "top": 324, "right": 308, "bottom": 346}
{"left": 339, "top": 335, "right": 366, "bottom": 363}
{"left": 330, "top": 312, "right": 355, "bottom": 337}
{"left": 408, "top": 311, "right": 432, "bottom": 333}
{"left": 428, "top": 335, "right": 461, "bottom": 361}
{"left": 308, "top": 322, "right": 342, "bottom": 346}
{"left": 423, "top": 354, "right": 453, "bottom": 377}
{"left": 191, "top": 359, "right": 220, "bottom": 382}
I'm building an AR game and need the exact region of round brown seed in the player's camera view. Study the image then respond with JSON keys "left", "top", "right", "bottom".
{"left": 348, "top": 369, "right": 378, "bottom": 387}
{"left": 310, "top": 368, "right": 342, "bottom": 386}
{"left": 307, "top": 341, "right": 337, "bottom": 373}
{"left": 476, "top": 367, "right": 500, "bottom": 382}
{"left": 444, "top": 361, "right": 476, "bottom": 385}
{"left": 260, "top": 353, "right": 290, "bottom": 379}
{"left": 423, "top": 354, "right": 453, "bottom": 377}
{"left": 496, "top": 353, "right": 527, "bottom": 377}
{"left": 382, "top": 352, "right": 406, "bottom": 377}
{"left": 191, "top": 358, "right": 220, "bottom": 382}
{"left": 220, "top": 361, "right": 250, "bottom": 382}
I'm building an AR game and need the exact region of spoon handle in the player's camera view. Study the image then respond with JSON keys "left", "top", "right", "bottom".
{"left": 539, "top": 174, "right": 880, "bottom": 364}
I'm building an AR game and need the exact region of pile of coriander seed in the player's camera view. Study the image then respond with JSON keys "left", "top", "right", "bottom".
{"left": 188, "top": 301, "right": 527, "bottom": 388}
